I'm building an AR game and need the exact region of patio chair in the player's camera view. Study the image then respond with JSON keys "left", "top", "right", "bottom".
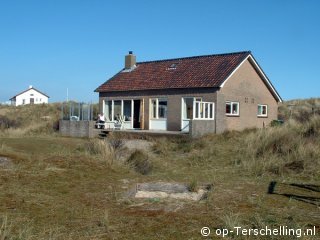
{"left": 114, "top": 115, "right": 125, "bottom": 130}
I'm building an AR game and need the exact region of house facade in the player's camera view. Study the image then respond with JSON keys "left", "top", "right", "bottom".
{"left": 95, "top": 51, "right": 282, "bottom": 134}
{"left": 10, "top": 85, "right": 49, "bottom": 106}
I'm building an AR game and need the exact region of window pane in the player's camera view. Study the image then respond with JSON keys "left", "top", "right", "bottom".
{"left": 105, "top": 101, "right": 112, "bottom": 121}
{"left": 151, "top": 100, "right": 157, "bottom": 118}
{"left": 158, "top": 100, "right": 167, "bottom": 118}
{"left": 209, "top": 104, "right": 213, "bottom": 118}
{"left": 195, "top": 102, "right": 199, "bottom": 118}
{"left": 258, "top": 105, "right": 267, "bottom": 116}
{"left": 184, "top": 98, "right": 193, "bottom": 119}
{"left": 204, "top": 103, "right": 209, "bottom": 118}
{"left": 114, "top": 100, "right": 121, "bottom": 120}
{"left": 262, "top": 106, "right": 267, "bottom": 115}
{"left": 258, "top": 105, "right": 262, "bottom": 115}
{"left": 232, "top": 103, "right": 238, "bottom": 114}
{"left": 226, "top": 102, "right": 231, "bottom": 114}
{"left": 200, "top": 102, "right": 204, "bottom": 118}
{"left": 123, "top": 100, "right": 131, "bottom": 121}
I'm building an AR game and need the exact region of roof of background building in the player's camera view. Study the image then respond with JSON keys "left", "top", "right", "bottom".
{"left": 10, "top": 86, "right": 50, "bottom": 100}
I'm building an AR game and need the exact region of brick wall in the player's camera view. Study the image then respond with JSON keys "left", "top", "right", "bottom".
{"left": 216, "top": 58, "right": 279, "bottom": 133}
{"left": 99, "top": 88, "right": 218, "bottom": 131}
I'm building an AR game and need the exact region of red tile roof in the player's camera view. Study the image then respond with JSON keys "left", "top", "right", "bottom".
{"left": 95, "top": 51, "right": 251, "bottom": 92}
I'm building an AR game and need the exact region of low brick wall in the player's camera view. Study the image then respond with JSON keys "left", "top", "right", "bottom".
{"left": 189, "top": 120, "right": 216, "bottom": 137}
{"left": 59, "top": 120, "right": 97, "bottom": 138}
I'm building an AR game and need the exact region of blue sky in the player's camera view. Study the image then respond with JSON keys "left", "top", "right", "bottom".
{"left": 0, "top": 0, "right": 319, "bottom": 103}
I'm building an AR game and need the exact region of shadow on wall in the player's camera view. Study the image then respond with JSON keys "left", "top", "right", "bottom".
{"left": 268, "top": 181, "right": 320, "bottom": 206}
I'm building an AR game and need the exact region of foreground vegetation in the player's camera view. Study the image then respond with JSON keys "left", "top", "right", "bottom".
{"left": 0, "top": 100, "right": 319, "bottom": 239}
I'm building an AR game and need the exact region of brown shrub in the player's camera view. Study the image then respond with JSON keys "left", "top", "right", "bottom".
{"left": 126, "top": 150, "right": 152, "bottom": 175}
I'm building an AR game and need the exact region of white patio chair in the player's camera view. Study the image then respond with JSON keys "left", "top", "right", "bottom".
{"left": 114, "top": 115, "right": 125, "bottom": 130}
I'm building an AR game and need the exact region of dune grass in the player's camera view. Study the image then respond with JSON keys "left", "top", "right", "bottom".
{"left": 0, "top": 100, "right": 319, "bottom": 239}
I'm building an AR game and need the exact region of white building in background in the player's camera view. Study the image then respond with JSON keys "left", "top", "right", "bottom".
{"left": 9, "top": 85, "right": 49, "bottom": 106}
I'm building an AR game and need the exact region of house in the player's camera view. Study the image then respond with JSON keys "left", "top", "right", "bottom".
{"left": 95, "top": 51, "right": 282, "bottom": 135}
{"left": 10, "top": 85, "right": 49, "bottom": 106}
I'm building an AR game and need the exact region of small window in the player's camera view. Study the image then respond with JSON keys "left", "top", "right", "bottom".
{"left": 22, "top": 99, "right": 25, "bottom": 105}
{"left": 226, "top": 101, "right": 239, "bottom": 116}
{"left": 30, "top": 94, "right": 34, "bottom": 96}
{"left": 257, "top": 104, "right": 268, "bottom": 117}
{"left": 167, "top": 63, "right": 177, "bottom": 70}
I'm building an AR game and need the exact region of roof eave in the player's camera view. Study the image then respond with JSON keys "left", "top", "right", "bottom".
{"left": 10, "top": 87, "right": 50, "bottom": 100}
{"left": 95, "top": 86, "right": 220, "bottom": 93}
{"left": 219, "top": 54, "right": 282, "bottom": 103}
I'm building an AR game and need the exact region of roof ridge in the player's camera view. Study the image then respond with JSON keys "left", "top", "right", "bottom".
{"left": 9, "top": 86, "right": 50, "bottom": 100}
{"left": 137, "top": 51, "right": 251, "bottom": 64}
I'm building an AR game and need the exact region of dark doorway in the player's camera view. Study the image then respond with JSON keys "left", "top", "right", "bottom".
{"left": 133, "top": 100, "right": 141, "bottom": 129}
{"left": 30, "top": 98, "right": 34, "bottom": 104}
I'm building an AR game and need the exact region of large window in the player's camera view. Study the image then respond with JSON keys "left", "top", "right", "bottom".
{"left": 257, "top": 104, "right": 268, "bottom": 117}
{"left": 194, "top": 100, "right": 214, "bottom": 119}
{"left": 105, "top": 100, "right": 132, "bottom": 121}
{"left": 226, "top": 101, "right": 239, "bottom": 116}
{"left": 182, "top": 98, "right": 214, "bottom": 120}
{"left": 150, "top": 98, "right": 167, "bottom": 119}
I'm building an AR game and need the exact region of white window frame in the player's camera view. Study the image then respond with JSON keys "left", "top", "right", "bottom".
{"left": 257, "top": 104, "right": 268, "bottom": 117}
{"left": 104, "top": 99, "right": 134, "bottom": 122}
{"left": 182, "top": 97, "right": 215, "bottom": 120}
{"left": 150, "top": 98, "right": 168, "bottom": 119}
{"left": 226, "top": 101, "right": 240, "bottom": 116}
{"left": 193, "top": 99, "right": 214, "bottom": 120}
{"left": 182, "top": 97, "right": 195, "bottom": 120}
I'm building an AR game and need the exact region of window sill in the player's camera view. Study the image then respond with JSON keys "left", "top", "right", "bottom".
{"left": 257, "top": 115, "right": 268, "bottom": 118}
{"left": 150, "top": 118, "right": 167, "bottom": 120}
{"left": 193, "top": 118, "right": 215, "bottom": 120}
{"left": 226, "top": 114, "right": 240, "bottom": 117}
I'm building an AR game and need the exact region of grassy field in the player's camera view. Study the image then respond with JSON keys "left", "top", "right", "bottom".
{"left": 0, "top": 102, "right": 319, "bottom": 239}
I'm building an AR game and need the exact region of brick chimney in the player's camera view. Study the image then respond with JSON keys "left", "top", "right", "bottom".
{"left": 125, "top": 51, "right": 136, "bottom": 69}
